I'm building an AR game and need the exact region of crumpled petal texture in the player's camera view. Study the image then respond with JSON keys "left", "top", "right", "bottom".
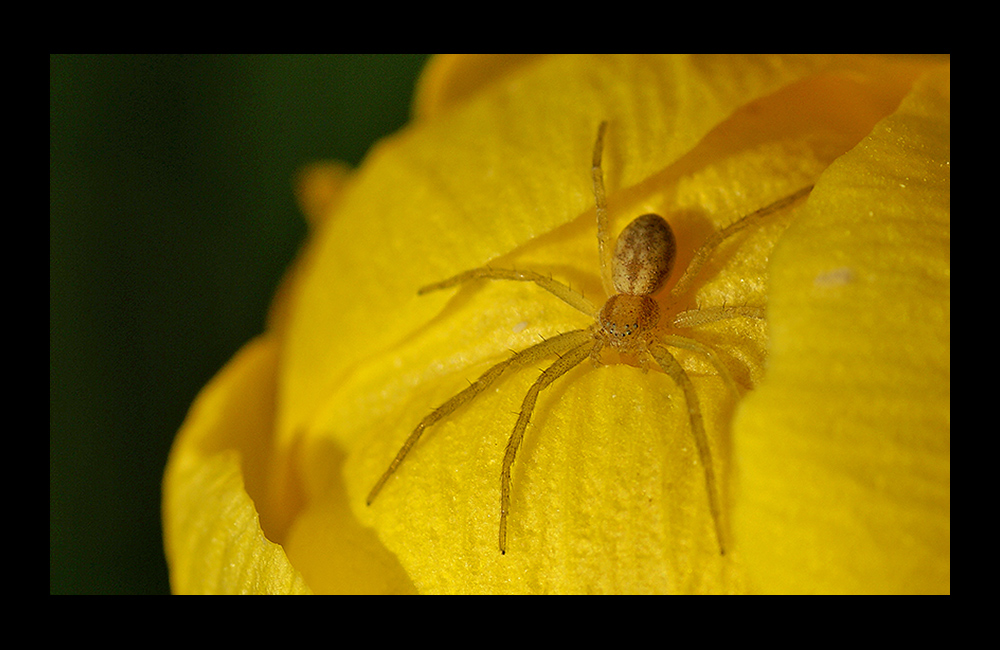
{"left": 163, "top": 337, "right": 311, "bottom": 594}
{"left": 732, "top": 66, "right": 950, "bottom": 594}
{"left": 163, "top": 55, "right": 949, "bottom": 594}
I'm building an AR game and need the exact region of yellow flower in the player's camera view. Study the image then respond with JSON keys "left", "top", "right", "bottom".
{"left": 163, "top": 54, "right": 949, "bottom": 594}
{"left": 733, "top": 66, "right": 950, "bottom": 594}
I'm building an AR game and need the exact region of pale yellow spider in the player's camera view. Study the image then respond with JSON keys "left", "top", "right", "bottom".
{"left": 367, "top": 121, "right": 812, "bottom": 555}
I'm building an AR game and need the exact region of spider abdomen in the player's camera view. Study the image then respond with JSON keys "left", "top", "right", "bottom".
{"left": 612, "top": 213, "right": 676, "bottom": 296}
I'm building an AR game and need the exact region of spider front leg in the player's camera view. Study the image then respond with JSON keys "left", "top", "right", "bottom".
{"left": 671, "top": 305, "right": 765, "bottom": 328}
{"left": 419, "top": 266, "right": 597, "bottom": 317}
{"left": 661, "top": 334, "right": 741, "bottom": 396}
{"left": 367, "top": 328, "right": 593, "bottom": 506}
{"left": 667, "top": 305, "right": 769, "bottom": 394}
{"left": 648, "top": 344, "right": 726, "bottom": 555}
{"left": 499, "top": 338, "right": 596, "bottom": 554}
{"left": 664, "top": 185, "right": 813, "bottom": 310}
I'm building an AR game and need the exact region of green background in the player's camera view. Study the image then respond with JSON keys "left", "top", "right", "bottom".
{"left": 50, "top": 54, "right": 431, "bottom": 594}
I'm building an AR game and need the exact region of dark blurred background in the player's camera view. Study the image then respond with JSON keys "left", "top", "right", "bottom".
{"left": 50, "top": 54, "right": 431, "bottom": 594}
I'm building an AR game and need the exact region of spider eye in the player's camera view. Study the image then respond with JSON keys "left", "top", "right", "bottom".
{"left": 598, "top": 294, "right": 660, "bottom": 345}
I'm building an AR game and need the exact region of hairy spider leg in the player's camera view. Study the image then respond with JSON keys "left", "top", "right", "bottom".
{"left": 665, "top": 306, "right": 765, "bottom": 396}
{"left": 661, "top": 334, "right": 741, "bottom": 396}
{"left": 499, "top": 338, "right": 595, "bottom": 554}
{"left": 370, "top": 120, "right": 812, "bottom": 556}
{"left": 366, "top": 328, "right": 592, "bottom": 506}
{"left": 648, "top": 343, "right": 726, "bottom": 555}
{"left": 419, "top": 268, "right": 597, "bottom": 317}
{"left": 672, "top": 305, "right": 765, "bottom": 328}
{"left": 664, "top": 185, "right": 813, "bottom": 310}
{"left": 591, "top": 120, "right": 615, "bottom": 297}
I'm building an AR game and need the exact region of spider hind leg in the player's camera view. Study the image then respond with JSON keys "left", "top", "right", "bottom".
{"left": 649, "top": 344, "right": 726, "bottom": 555}
{"left": 367, "top": 329, "right": 592, "bottom": 506}
{"left": 499, "top": 337, "right": 595, "bottom": 554}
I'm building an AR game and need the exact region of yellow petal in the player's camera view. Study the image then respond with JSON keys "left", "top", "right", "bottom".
{"left": 412, "top": 54, "right": 543, "bottom": 119}
{"left": 163, "top": 332, "right": 416, "bottom": 594}
{"left": 166, "top": 54, "right": 949, "bottom": 594}
{"left": 285, "top": 54, "right": 847, "bottom": 454}
{"left": 283, "top": 55, "right": 941, "bottom": 593}
{"left": 163, "top": 337, "right": 311, "bottom": 594}
{"left": 293, "top": 161, "right": 353, "bottom": 229}
{"left": 733, "top": 65, "right": 950, "bottom": 594}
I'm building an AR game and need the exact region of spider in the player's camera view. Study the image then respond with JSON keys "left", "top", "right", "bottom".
{"left": 367, "top": 121, "right": 812, "bottom": 555}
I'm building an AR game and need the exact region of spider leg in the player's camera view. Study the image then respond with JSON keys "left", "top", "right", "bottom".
{"left": 591, "top": 120, "right": 615, "bottom": 297}
{"left": 648, "top": 344, "right": 726, "bottom": 555}
{"left": 661, "top": 334, "right": 741, "bottom": 396}
{"left": 499, "top": 339, "right": 595, "bottom": 554}
{"left": 367, "top": 329, "right": 592, "bottom": 506}
{"left": 671, "top": 305, "right": 764, "bottom": 328}
{"left": 665, "top": 185, "right": 813, "bottom": 309}
{"left": 419, "top": 267, "right": 597, "bottom": 317}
